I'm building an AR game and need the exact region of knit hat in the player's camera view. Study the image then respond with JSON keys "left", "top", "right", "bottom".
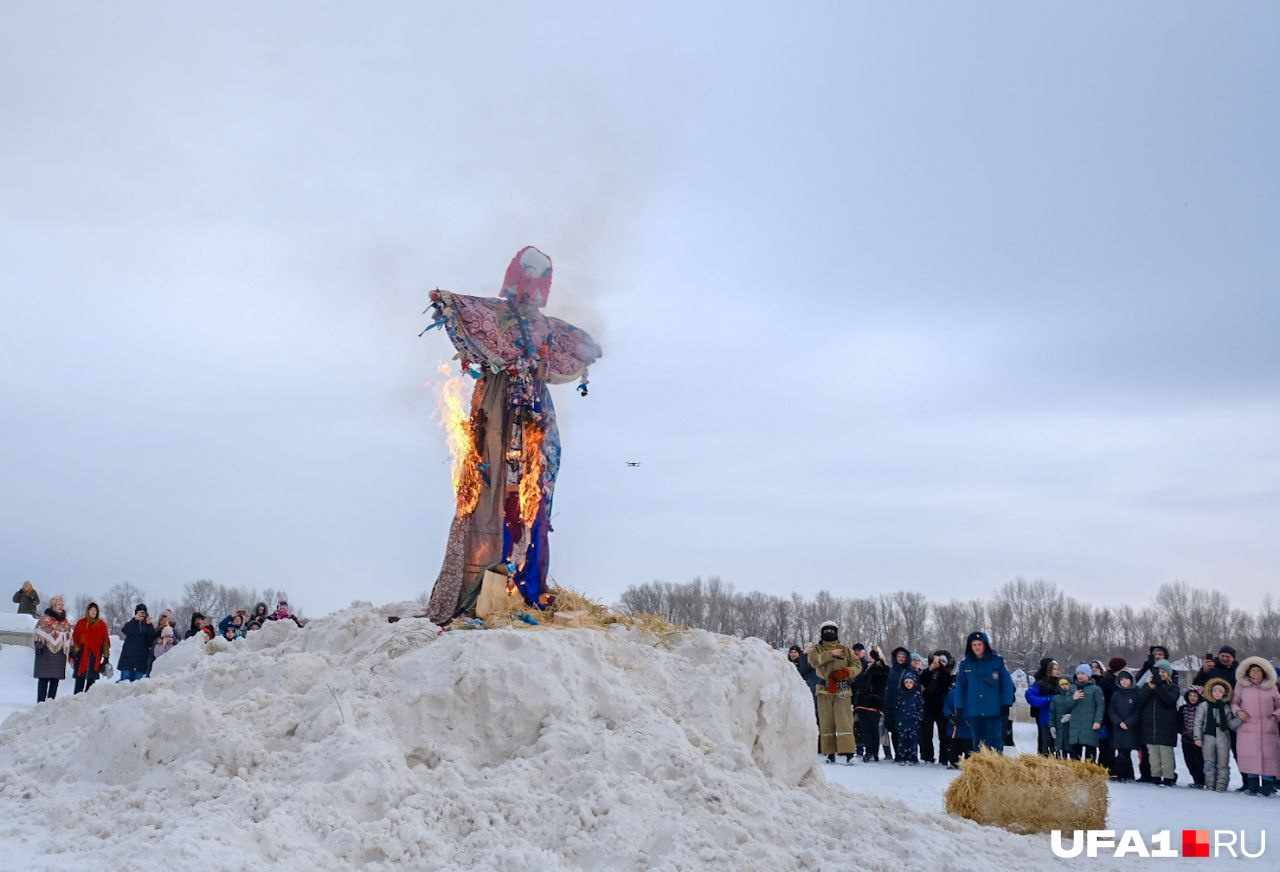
{"left": 135, "top": 603, "right": 148, "bottom": 614}
{"left": 1185, "top": 685, "right": 1203, "bottom": 703}
{"left": 910, "top": 652, "right": 925, "bottom": 664}
{"left": 1116, "top": 670, "right": 1134, "bottom": 685}
{"left": 1152, "top": 659, "right": 1174, "bottom": 676}
{"left": 1058, "top": 677, "right": 1072, "bottom": 689}
{"left": 1219, "top": 644, "right": 1237, "bottom": 658}
{"left": 819, "top": 621, "right": 838, "bottom": 631}
{"left": 1075, "top": 663, "right": 1092, "bottom": 678}
{"left": 1107, "top": 657, "right": 1127, "bottom": 672}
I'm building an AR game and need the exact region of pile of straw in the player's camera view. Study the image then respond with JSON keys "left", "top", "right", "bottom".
{"left": 944, "top": 750, "right": 1109, "bottom": 834}
{"left": 457, "top": 586, "right": 681, "bottom": 636}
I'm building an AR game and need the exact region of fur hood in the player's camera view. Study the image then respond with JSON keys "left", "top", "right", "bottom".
{"left": 1201, "top": 677, "right": 1233, "bottom": 703}
{"left": 1235, "top": 656, "right": 1277, "bottom": 690}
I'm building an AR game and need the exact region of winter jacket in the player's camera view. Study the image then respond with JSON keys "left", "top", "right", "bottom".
{"left": 884, "top": 647, "right": 911, "bottom": 725}
{"left": 1063, "top": 679, "right": 1105, "bottom": 747}
{"left": 1193, "top": 659, "right": 1238, "bottom": 689}
{"left": 1138, "top": 675, "right": 1182, "bottom": 746}
{"left": 1094, "top": 671, "right": 1116, "bottom": 706}
{"left": 1107, "top": 681, "right": 1144, "bottom": 751}
{"left": 943, "top": 685, "right": 972, "bottom": 741}
{"left": 1232, "top": 657, "right": 1280, "bottom": 778}
{"left": 921, "top": 650, "right": 955, "bottom": 716}
{"left": 118, "top": 618, "right": 160, "bottom": 674}
{"left": 1049, "top": 684, "right": 1075, "bottom": 752}
{"left": 12, "top": 587, "right": 40, "bottom": 617}
{"left": 71, "top": 616, "right": 111, "bottom": 677}
{"left": 152, "top": 634, "right": 177, "bottom": 660}
{"left": 792, "top": 652, "right": 819, "bottom": 694}
{"left": 1028, "top": 657, "right": 1056, "bottom": 721}
{"left": 269, "top": 603, "right": 301, "bottom": 626}
{"left": 32, "top": 608, "right": 71, "bottom": 680}
{"left": 953, "top": 632, "right": 1015, "bottom": 719}
{"left": 808, "top": 640, "right": 862, "bottom": 696}
{"left": 1180, "top": 690, "right": 1202, "bottom": 742}
{"left": 1193, "top": 686, "right": 1235, "bottom": 743}
{"left": 853, "top": 661, "right": 888, "bottom": 712}
{"left": 895, "top": 673, "right": 925, "bottom": 735}
{"left": 1024, "top": 680, "right": 1058, "bottom": 728}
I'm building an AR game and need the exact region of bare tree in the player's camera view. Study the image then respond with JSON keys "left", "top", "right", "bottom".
{"left": 100, "top": 582, "right": 147, "bottom": 632}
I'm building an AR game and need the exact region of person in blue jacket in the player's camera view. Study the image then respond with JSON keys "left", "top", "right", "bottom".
{"left": 1024, "top": 659, "right": 1061, "bottom": 756}
{"left": 953, "top": 630, "right": 1015, "bottom": 753}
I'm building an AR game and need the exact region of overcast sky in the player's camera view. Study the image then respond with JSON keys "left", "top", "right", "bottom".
{"left": 2, "top": 3, "right": 1277, "bottom": 617}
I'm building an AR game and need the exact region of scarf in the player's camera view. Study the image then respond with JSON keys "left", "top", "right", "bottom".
{"left": 1203, "top": 699, "right": 1231, "bottom": 737}
{"left": 35, "top": 608, "right": 72, "bottom": 653}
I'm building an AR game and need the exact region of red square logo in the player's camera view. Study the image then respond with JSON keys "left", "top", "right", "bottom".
{"left": 1182, "top": 830, "right": 1210, "bottom": 858}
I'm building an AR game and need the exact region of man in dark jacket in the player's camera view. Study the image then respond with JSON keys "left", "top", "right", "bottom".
{"left": 117, "top": 604, "right": 159, "bottom": 681}
{"left": 919, "top": 649, "right": 955, "bottom": 764}
{"left": 953, "top": 631, "right": 1015, "bottom": 753}
{"left": 883, "top": 647, "right": 910, "bottom": 760}
{"left": 1192, "top": 645, "right": 1238, "bottom": 689}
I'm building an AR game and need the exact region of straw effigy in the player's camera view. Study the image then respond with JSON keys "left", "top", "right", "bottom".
{"left": 944, "top": 749, "right": 1109, "bottom": 834}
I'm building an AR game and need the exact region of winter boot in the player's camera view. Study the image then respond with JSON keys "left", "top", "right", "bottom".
{"left": 826, "top": 754, "right": 836, "bottom": 764}
{"left": 1245, "top": 775, "right": 1260, "bottom": 795}
{"left": 843, "top": 753, "right": 855, "bottom": 764}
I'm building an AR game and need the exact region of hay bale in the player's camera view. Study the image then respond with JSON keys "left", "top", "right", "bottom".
{"left": 944, "top": 749, "right": 1109, "bottom": 834}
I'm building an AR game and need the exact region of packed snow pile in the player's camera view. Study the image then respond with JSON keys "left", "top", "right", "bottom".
{"left": 0, "top": 604, "right": 1071, "bottom": 871}
{"left": 0, "top": 612, "right": 36, "bottom": 633}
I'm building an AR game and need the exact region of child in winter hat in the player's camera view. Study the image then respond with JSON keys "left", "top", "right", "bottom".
{"left": 1181, "top": 686, "right": 1206, "bottom": 788}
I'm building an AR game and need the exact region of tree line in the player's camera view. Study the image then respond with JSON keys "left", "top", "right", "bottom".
{"left": 617, "top": 577, "right": 1280, "bottom": 674}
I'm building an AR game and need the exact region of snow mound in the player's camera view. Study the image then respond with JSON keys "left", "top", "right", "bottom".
{"left": 0, "top": 612, "right": 36, "bottom": 633}
{"left": 0, "top": 605, "right": 1068, "bottom": 870}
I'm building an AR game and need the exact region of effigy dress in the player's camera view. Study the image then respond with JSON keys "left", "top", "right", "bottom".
{"left": 424, "top": 246, "right": 602, "bottom": 623}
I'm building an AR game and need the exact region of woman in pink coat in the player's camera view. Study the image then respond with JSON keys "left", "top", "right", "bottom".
{"left": 1232, "top": 656, "right": 1280, "bottom": 796}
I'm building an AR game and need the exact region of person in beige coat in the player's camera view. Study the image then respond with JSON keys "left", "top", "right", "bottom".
{"left": 808, "top": 621, "right": 862, "bottom": 763}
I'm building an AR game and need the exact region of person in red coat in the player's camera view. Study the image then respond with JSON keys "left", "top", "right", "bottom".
{"left": 71, "top": 602, "right": 111, "bottom": 694}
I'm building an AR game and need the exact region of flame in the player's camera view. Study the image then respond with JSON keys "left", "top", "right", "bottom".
{"left": 518, "top": 422, "right": 545, "bottom": 527}
{"left": 436, "top": 365, "right": 483, "bottom": 517}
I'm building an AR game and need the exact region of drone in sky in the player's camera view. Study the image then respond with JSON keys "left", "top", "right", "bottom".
{"left": 626, "top": 461, "right": 641, "bottom": 467}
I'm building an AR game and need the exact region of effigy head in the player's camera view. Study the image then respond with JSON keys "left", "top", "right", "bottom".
{"left": 500, "top": 245, "right": 553, "bottom": 307}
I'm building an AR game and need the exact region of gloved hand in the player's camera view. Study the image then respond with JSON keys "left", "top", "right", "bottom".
{"left": 1060, "top": 714, "right": 1071, "bottom": 723}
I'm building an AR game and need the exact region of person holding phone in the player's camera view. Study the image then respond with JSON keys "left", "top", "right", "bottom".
{"left": 116, "top": 603, "right": 158, "bottom": 682}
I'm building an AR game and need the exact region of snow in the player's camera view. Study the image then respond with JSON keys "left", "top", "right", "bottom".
{"left": 0, "top": 608, "right": 1275, "bottom": 870}
{"left": 0, "top": 612, "right": 36, "bottom": 632}
{"left": 823, "top": 722, "right": 1277, "bottom": 869}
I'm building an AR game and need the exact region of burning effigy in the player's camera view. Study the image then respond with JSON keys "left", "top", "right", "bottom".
{"left": 422, "top": 246, "right": 602, "bottom": 624}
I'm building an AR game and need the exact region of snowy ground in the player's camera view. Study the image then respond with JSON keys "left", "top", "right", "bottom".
{"left": 0, "top": 615, "right": 1275, "bottom": 869}
{"left": 823, "top": 722, "right": 1274, "bottom": 868}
